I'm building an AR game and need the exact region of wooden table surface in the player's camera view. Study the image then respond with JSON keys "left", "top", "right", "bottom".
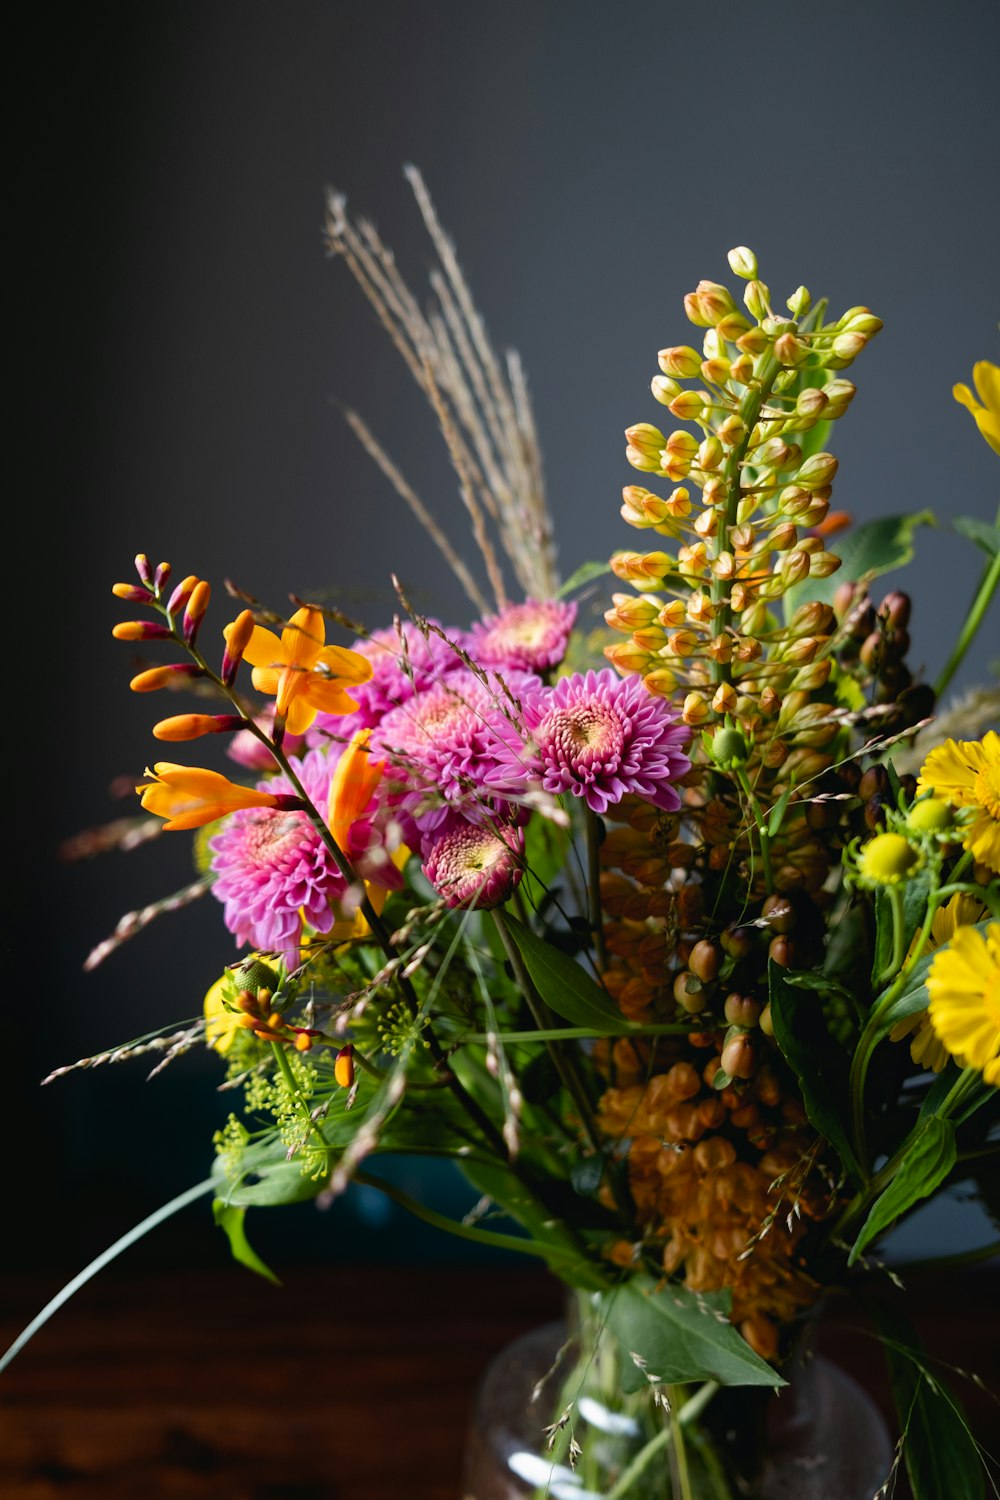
{"left": 1, "top": 1263, "right": 996, "bottom": 1499}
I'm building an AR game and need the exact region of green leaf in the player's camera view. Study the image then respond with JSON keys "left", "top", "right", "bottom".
{"left": 877, "top": 920, "right": 993, "bottom": 1036}
{"left": 503, "top": 914, "right": 638, "bottom": 1034}
{"left": 556, "top": 560, "right": 613, "bottom": 598}
{"left": 212, "top": 1199, "right": 281, "bottom": 1284}
{"left": 459, "top": 1158, "right": 607, "bottom": 1289}
{"left": 954, "top": 514, "right": 1000, "bottom": 559}
{"left": 213, "top": 1136, "right": 330, "bottom": 1208}
{"left": 604, "top": 1277, "right": 784, "bottom": 1390}
{"left": 784, "top": 509, "right": 936, "bottom": 619}
{"left": 869, "top": 1301, "right": 985, "bottom": 1500}
{"left": 850, "top": 1117, "right": 956, "bottom": 1263}
{"left": 768, "top": 961, "right": 861, "bottom": 1183}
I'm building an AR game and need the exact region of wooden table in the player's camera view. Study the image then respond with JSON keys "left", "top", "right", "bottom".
{"left": 1, "top": 1264, "right": 996, "bottom": 1498}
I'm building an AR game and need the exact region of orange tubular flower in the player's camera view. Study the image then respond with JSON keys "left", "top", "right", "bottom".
{"left": 136, "top": 763, "right": 297, "bottom": 831}
{"left": 227, "top": 606, "right": 373, "bottom": 736}
{"left": 328, "top": 729, "right": 385, "bottom": 851}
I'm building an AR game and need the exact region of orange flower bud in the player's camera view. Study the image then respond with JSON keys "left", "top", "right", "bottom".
{"left": 334, "top": 1045, "right": 355, "bottom": 1089}
{"left": 153, "top": 713, "right": 244, "bottom": 741}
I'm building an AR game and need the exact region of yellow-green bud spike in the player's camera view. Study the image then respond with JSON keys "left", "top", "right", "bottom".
{"left": 727, "top": 246, "right": 758, "bottom": 279}
{"left": 743, "top": 280, "right": 771, "bottom": 322}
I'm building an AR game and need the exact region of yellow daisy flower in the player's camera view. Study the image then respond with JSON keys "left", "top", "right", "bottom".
{"left": 204, "top": 975, "right": 241, "bottom": 1054}
{"left": 890, "top": 894, "right": 986, "bottom": 1071}
{"left": 953, "top": 360, "right": 1000, "bottom": 455}
{"left": 926, "top": 923, "right": 1000, "bottom": 1086}
{"left": 917, "top": 731, "right": 1000, "bottom": 873}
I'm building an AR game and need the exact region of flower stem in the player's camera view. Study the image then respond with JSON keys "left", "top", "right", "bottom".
{"left": 934, "top": 541, "right": 1000, "bottom": 700}
{"left": 585, "top": 807, "right": 610, "bottom": 974}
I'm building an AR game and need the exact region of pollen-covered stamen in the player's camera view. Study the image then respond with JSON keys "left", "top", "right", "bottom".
{"left": 542, "top": 701, "right": 625, "bottom": 774}
{"left": 423, "top": 818, "right": 525, "bottom": 910}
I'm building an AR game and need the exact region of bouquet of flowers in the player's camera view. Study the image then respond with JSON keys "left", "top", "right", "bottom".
{"left": 10, "top": 172, "right": 998, "bottom": 1500}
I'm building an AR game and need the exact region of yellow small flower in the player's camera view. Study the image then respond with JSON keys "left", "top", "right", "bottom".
{"left": 927, "top": 922, "right": 1000, "bottom": 1086}
{"left": 136, "top": 763, "right": 285, "bottom": 831}
{"left": 890, "top": 894, "right": 986, "bottom": 1072}
{"left": 231, "top": 606, "right": 373, "bottom": 737}
{"left": 953, "top": 360, "right": 1000, "bottom": 455}
{"left": 917, "top": 731, "right": 1000, "bottom": 873}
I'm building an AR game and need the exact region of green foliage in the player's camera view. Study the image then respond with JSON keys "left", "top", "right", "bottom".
{"left": 954, "top": 512, "right": 1000, "bottom": 559}
{"left": 869, "top": 1302, "right": 986, "bottom": 1500}
{"left": 212, "top": 1200, "right": 281, "bottom": 1285}
{"left": 556, "top": 559, "right": 613, "bottom": 598}
{"left": 849, "top": 1117, "right": 957, "bottom": 1263}
{"left": 785, "top": 509, "right": 936, "bottom": 618}
{"left": 503, "top": 915, "right": 640, "bottom": 1034}
{"left": 604, "top": 1277, "right": 784, "bottom": 1390}
{"left": 768, "top": 960, "right": 861, "bottom": 1184}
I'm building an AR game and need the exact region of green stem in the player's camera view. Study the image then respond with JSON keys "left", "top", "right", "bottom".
{"left": 585, "top": 807, "right": 610, "bottom": 973}
{"left": 881, "top": 882, "right": 907, "bottom": 988}
{"left": 462, "top": 1024, "right": 694, "bottom": 1044}
{"left": 934, "top": 542, "right": 1000, "bottom": 699}
{"left": 605, "top": 1383, "right": 720, "bottom": 1500}
{"left": 848, "top": 887, "right": 943, "bottom": 1177}
{"left": 710, "top": 352, "right": 781, "bottom": 686}
{"left": 0, "top": 1178, "right": 216, "bottom": 1374}
{"left": 270, "top": 1040, "right": 330, "bottom": 1159}
{"left": 668, "top": 1386, "right": 695, "bottom": 1500}
{"left": 735, "top": 766, "right": 774, "bottom": 894}
{"left": 491, "top": 908, "right": 604, "bottom": 1162}
{"left": 351, "top": 1170, "right": 586, "bottom": 1268}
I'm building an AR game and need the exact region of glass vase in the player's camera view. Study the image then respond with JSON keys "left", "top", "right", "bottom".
{"left": 462, "top": 1294, "right": 894, "bottom": 1500}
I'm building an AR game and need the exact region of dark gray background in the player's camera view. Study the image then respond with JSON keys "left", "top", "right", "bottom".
{"left": 12, "top": 0, "right": 999, "bottom": 1279}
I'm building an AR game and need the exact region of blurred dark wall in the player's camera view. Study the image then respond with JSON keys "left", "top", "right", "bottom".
{"left": 11, "top": 0, "right": 999, "bottom": 1277}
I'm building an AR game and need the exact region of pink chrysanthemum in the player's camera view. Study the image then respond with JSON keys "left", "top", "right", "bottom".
{"left": 486, "top": 668, "right": 690, "bottom": 815}
{"left": 307, "top": 620, "right": 464, "bottom": 747}
{"left": 209, "top": 747, "right": 401, "bottom": 964}
{"left": 467, "top": 598, "right": 576, "bottom": 674}
{"left": 373, "top": 668, "right": 538, "bottom": 838}
{"left": 423, "top": 816, "right": 524, "bottom": 909}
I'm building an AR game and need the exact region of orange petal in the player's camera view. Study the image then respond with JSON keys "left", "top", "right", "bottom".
{"left": 329, "top": 730, "right": 384, "bottom": 850}
{"left": 241, "top": 624, "right": 286, "bottom": 670}
{"left": 282, "top": 608, "right": 325, "bottom": 670}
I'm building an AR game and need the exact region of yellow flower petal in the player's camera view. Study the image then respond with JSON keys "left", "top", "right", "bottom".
{"left": 917, "top": 737, "right": 986, "bottom": 805}
{"left": 204, "top": 976, "right": 240, "bottom": 1054}
{"left": 241, "top": 624, "right": 286, "bottom": 670}
{"left": 281, "top": 607, "right": 325, "bottom": 671}
{"left": 973, "top": 360, "right": 1000, "bottom": 413}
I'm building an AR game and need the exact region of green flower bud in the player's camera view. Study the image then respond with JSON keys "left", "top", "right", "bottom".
{"left": 786, "top": 285, "right": 811, "bottom": 317}
{"left": 743, "top": 280, "right": 771, "bottom": 322}
{"left": 711, "top": 725, "right": 749, "bottom": 769}
{"left": 795, "top": 452, "right": 839, "bottom": 490}
{"left": 728, "top": 246, "right": 758, "bottom": 279}
{"left": 905, "top": 797, "right": 952, "bottom": 835}
{"left": 658, "top": 346, "right": 703, "bottom": 379}
{"left": 237, "top": 955, "right": 282, "bottom": 996}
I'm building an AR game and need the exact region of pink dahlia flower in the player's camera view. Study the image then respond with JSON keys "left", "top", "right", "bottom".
{"left": 209, "top": 747, "right": 401, "bottom": 965}
{"left": 307, "top": 619, "right": 464, "bottom": 747}
{"left": 467, "top": 598, "right": 576, "bottom": 674}
{"left": 373, "top": 668, "right": 539, "bottom": 838}
{"left": 423, "top": 816, "right": 524, "bottom": 909}
{"left": 486, "top": 668, "right": 690, "bottom": 816}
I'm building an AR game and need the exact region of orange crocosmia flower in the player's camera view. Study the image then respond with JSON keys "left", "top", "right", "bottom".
{"left": 328, "top": 728, "right": 385, "bottom": 852}
{"left": 136, "top": 763, "right": 284, "bottom": 832}
{"left": 228, "top": 607, "right": 372, "bottom": 737}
